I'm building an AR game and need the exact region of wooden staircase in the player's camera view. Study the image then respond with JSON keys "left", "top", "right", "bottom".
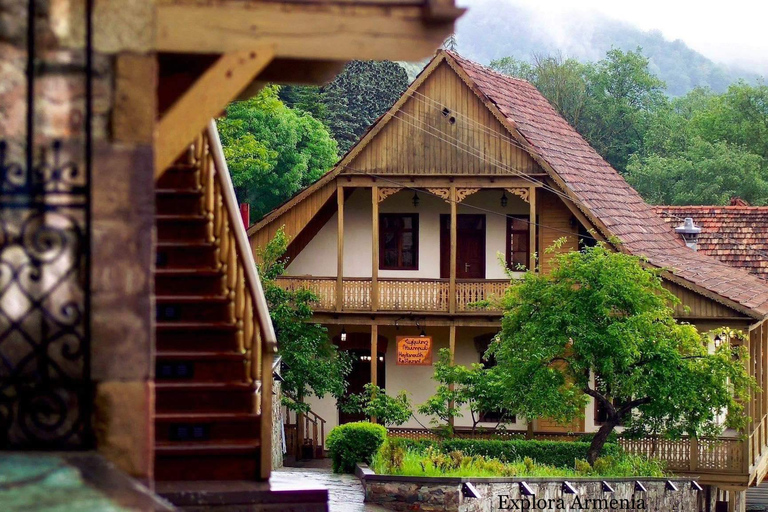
{"left": 153, "top": 122, "right": 276, "bottom": 481}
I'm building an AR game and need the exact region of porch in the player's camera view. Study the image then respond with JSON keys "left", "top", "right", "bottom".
{"left": 275, "top": 276, "right": 509, "bottom": 313}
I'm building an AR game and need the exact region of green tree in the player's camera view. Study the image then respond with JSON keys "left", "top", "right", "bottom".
{"left": 488, "top": 243, "right": 755, "bottom": 463}
{"left": 419, "top": 349, "right": 514, "bottom": 435}
{"left": 218, "top": 86, "right": 338, "bottom": 222}
{"left": 340, "top": 383, "right": 413, "bottom": 427}
{"left": 257, "top": 228, "right": 351, "bottom": 414}
{"left": 281, "top": 61, "right": 409, "bottom": 154}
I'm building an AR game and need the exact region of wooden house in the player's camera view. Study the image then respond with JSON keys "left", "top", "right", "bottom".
{"left": 249, "top": 50, "right": 768, "bottom": 501}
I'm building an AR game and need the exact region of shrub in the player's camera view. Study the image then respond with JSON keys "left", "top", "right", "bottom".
{"left": 326, "top": 422, "right": 387, "bottom": 473}
{"left": 390, "top": 437, "right": 621, "bottom": 468}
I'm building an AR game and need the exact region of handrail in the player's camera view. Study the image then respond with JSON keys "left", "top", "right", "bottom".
{"left": 206, "top": 120, "right": 277, "bottom": 351}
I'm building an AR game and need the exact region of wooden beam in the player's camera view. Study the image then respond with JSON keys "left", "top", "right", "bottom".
{"left": 340, "top": 175, "right": 545, "bottom": 189}
{"left": 372, "top": 186, "right": 379, "bottom": 312}
{"left": 529, "top": 184, "right": 537, "bottom": 271}
{"left": 155, "top": 3, "right": 459, "bottom": 62}
{"left": 448, "top": 322, "right": 456, "bottom": 429}
{"left": 155, "top": 47, "right": 275, "bottom": 176}
{"left": 449, "top": 186, "right": 457, "bottom": 314}
{"left": 337, "top": 186, "right": 344, "bottom": 312}
{"left": 371, "top": 324, "right": 379, "bottom": 424}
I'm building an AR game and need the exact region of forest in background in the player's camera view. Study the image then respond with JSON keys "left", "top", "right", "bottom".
{"left": 221, "top": 46, "right": 768, "bottom": 224}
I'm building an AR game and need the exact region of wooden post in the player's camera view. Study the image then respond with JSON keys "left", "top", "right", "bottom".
{"left": 689, "top": 436, "right": 699, "bottom": 471}
{"left": 371, "top": 324, "right": 378, "bottom": 424}
{"left": 449, "top": 187, "right": 457, "bottom": 314}
{"left": 337, "top": 186, "right": 344, "bottom": 311}
{"left": 372, "top": 186, "right": 379, "bottom": 312}
{"left": 448, "top": 324, "right": 456, "bottom": 430}
{"left": 529, "top": 185, "right": 537, "bottom": 270}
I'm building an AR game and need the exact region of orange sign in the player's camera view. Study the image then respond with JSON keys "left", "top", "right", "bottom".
{"left": 396, "top": 336, "right": 433, "bottom": 365}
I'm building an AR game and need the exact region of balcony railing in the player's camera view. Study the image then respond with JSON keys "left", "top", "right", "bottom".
{"left": 275, "top": 277, "right": 510, "bottom": 313}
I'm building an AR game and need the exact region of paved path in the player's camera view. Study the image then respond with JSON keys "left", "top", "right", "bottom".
{"left": 272, "top": 466, "right": 389, "bottom": 512}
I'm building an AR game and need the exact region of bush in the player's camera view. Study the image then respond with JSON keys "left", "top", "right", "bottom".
{"left": 390, "top": 438, "right": 621, "bottom": 468}
{"left": 326, "top": 422, "right": 387, "bottom": 473}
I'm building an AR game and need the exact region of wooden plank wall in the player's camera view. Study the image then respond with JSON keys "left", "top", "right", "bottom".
{"left": 249, "top": 180, "right": 337, "bottom": 261}
{"left": 345, "top": 61, "right": 542, "bottom": 176}
{"left": 537, "top": 190, "right": 578, "bottom": 273}
{"left": 662, "top": 280, "right": 747, "bottom": 320}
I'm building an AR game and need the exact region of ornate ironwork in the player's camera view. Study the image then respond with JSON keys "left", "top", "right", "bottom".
{"left": 0, "top": 1, "right": 92, "bottom": 449}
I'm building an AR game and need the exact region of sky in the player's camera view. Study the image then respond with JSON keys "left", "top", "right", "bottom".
{"left": 460, "top": 0, "right": 768, "bottom": 74}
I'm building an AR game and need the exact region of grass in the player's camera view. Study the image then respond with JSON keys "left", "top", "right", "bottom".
{"left": 370, "top": 441, "right": 668, "bottom": 478}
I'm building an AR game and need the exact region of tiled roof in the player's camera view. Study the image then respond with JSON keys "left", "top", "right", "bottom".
{"left": 446, "top": 51, "right": 768, "bottom": 317}
{"left": 654, "top": 206, "right": 768, "bottom": 280}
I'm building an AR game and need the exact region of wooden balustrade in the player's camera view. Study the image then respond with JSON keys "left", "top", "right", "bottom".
{"left": 274, "top": 277, "right": 508, "bottom": 313}
{"left": 284, "top": 407, "right": 327, "bottom": 459}
{"left": 197, "top": 121, "right": 278, "bottom": 479}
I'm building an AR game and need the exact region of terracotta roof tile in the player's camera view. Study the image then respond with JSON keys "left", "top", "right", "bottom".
{"left": 447, "top": 51, "right": 768, "bottom": 317}
{"left": 654, "top": 206, "right": 768, "bottom": 282}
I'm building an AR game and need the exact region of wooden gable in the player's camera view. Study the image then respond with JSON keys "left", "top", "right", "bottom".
{"left": 343, "top": 60, "right": 542, "bottom": 176}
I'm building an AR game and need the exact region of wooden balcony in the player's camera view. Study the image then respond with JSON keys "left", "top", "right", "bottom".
{"left": 274, "top": 276, "right": 509, "bottom": 313}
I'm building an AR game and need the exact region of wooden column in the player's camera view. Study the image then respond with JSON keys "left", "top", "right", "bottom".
{"left": 372, "top": 186, "right": 379, "bottom": 312}
{"left": 529, "top": 185, "right": 537, "bottom": 270}
{"left": 449, "top": 187, "right": 457, "bottom": 314}
{"left": 448, "top": 324, "right": 456, "bottom": 429}
{"left": 337, "top": 186, "right": 344, "bottom": 311}
{"left": 370, "top": 324, "right": 378, "bottom": 424}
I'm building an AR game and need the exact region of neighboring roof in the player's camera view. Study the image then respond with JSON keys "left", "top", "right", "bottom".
{"left": 654, "top": 206, "right": 768, "bottom": 280}
{"left": 252, "top": 49, "right": 768, "bottom": 319}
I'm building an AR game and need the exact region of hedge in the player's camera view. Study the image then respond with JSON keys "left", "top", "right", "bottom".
{"left": 390, "top": 437, "right": 620, "bottom": 468}
{"left": 326, "top": 421, "right": 387, "bottom": 473}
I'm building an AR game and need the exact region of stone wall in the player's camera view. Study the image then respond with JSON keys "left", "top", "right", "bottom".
{"left": 359, "top": 468, "right": 705, "bottom": 512}
{"left": 1, "top": 0, "right": 156, "bottom": 478}
{"left": 272, "top": 380, "right": 284, "bottom": 470}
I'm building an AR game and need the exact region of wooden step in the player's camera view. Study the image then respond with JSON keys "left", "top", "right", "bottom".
{"left": 155, "top": 382, "right": 255, "bottom": 413}
{"left": 156, "top": 215, "right": 208, "bottom": 242}
{"left": 155, "top": 412, "right": 261, "bottom": 442}
{"left": 155, "top": 268, "right": 224, "bottom": 296}
{"left": 156, "top": 322, "right": 239, "bottom": 352}
{"left": 156, "top": 188, "right": 204, "bottom": 216}
{"left": 156, "top": 242, "right": 217, "bottom": 269}
{"left": 154, "top": 439, "right": 261, "bottom": 481}
{"left": 157, "top": 164, "right": 199, "bottom": 190}
{"left": 156, "top": 295, "right": 229, "bottom": 323}
{"left": 156, "top": 351, "right": 247, "bottom": 382}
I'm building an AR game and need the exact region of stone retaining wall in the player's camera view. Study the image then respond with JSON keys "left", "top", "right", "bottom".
{"left": 357, "top": 465, "right": 704, "bottom": 512}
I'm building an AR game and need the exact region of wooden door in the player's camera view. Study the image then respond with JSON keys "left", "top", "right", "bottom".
{"left": 440, "top": 214, "right": 486, "bottom": 279}
{"left": 338, "top": 349, "right": 385, "bottom": 424}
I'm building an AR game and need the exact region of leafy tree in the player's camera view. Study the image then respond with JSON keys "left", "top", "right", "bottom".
{"left": 340, "top": 383, "right": 413, "bottom": 426}
{"left": 488, "top": 243, "right": 755, "bottom": 463}
{"left": 218, "top": 86, "right": 338, "bottom": 222}
{"left": 282, "top": 61, "right": 409, "bottom": 154}
{"left": 257, "top": 228, "right": 351, "bottom": 414}
{"left": 627, "top": 138, "right": 768, "bottom": 205}
{"left": 419, "top": 349, "right": 515, "bottom": 435}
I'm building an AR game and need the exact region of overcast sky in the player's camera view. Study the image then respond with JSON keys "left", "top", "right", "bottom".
{"left": 459, "top": 0, "right": 768, "bottom": 73}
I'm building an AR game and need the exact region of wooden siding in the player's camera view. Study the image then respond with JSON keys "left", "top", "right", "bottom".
{"left": 249, "top": 180, "right": 337, "bottom": 261}
{"left": 537, "top": 190, "right": 578, "bottom": 273}
{"left": 663, "top": 280, "right": 748, "bottom": 319}
{"left": 344, "top": 61, "right": 542, "bottom": 176}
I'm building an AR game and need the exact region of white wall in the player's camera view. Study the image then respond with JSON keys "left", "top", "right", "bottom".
{"left": 286, "top": 188, "right": 530, "bottom": 279}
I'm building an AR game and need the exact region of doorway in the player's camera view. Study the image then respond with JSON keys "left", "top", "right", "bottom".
{"left": 440, "top": 214, "right": 486, "bottom": 279}
{"left": 335, "top": 332, "right": 388, "bottom": 425}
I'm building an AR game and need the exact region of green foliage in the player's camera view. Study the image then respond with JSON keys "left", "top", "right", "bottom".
{"left": 258, "top": 228, "right": 351, "bottom": 413}
{"left": 418, "top": 348, "right": 513, "bottom": 434}
{"left": 394, "top": 438, "right": 619, "bottom": 468}
{"left": 370, "top": 443, "right": 663, "bottom": 478}
{"left": 326, "top": 422, "right": 387, "bottom": 473}
{"left": 281, "top": 60, "right": 409, "bottom": 154}
{"left": 217, "top": 86, "right": 337, "bottom": 222}
{"left": 339, "top": 383, "right": 413, "bottom": 426}
{"left": 488, "top": 243, "right": 755, "bottom": 462}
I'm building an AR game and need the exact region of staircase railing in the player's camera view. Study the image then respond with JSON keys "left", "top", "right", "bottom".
{"left": 195, "top": 120, "right": 278, "bottom": 480}
{"left": 284, "top": 406, "right": 327, "bottom": 459}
